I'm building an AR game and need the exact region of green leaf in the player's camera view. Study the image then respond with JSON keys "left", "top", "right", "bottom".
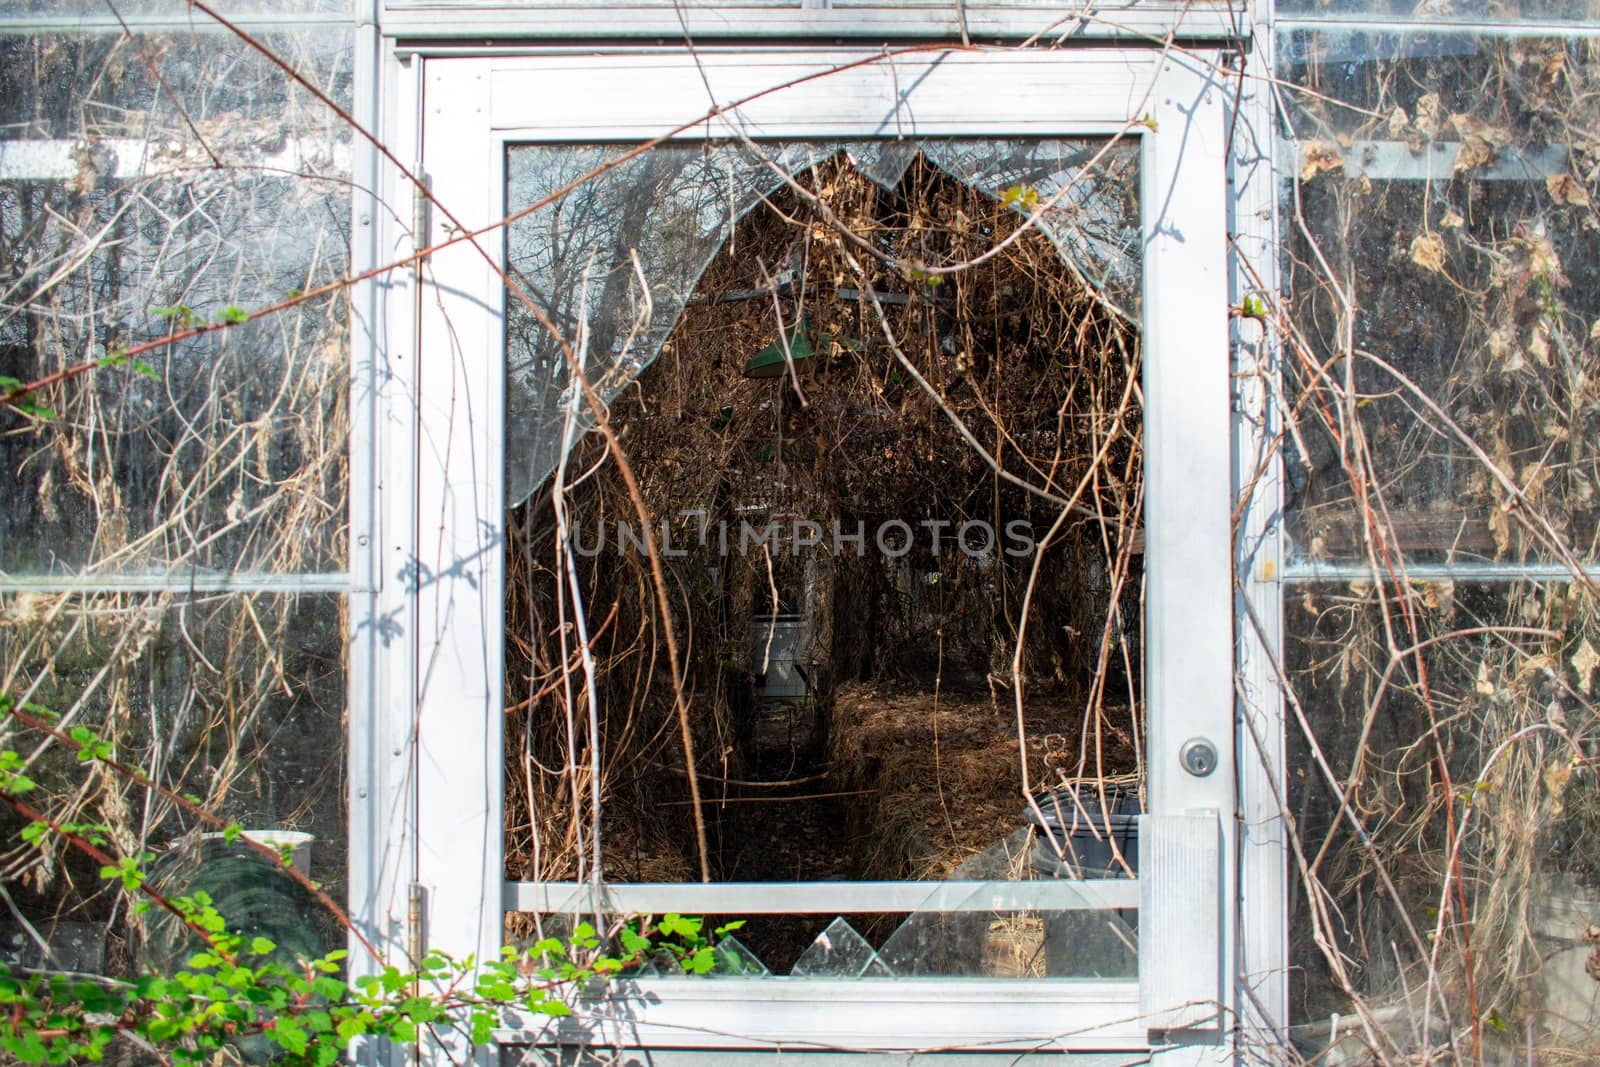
{"left": 657, "top": 914, "right": 701, "bottom": 940}
{"left": 10, "top": 1029, "right": 48, "bottom": 1063}
{"left": 248, "top": 937, "right": 276, "bottom": 957}
{"left": 222, "top": 823, "right": 243, "bottom": 845}
{"left": 312, "top": 976, "right": 347, "bottom": 1001}
{"left": 271, "top": 1020, "right": 308, "bottom": 1056}
{"left": 217, "top": 306, "right": 250, "bottom": 325}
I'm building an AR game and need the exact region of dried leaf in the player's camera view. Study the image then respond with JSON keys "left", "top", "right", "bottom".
{"left": 1539, "top": 51, "right": 1567, "bottom": 89}
{"left": 1591, "top": 319, "right": 1600, "bottom": 342}
{"left": 1421, "top": 580, "right": 1454, "bottom": 613}
{"left": 1529, "top": 319, "right": 1553, "bottom": 367}
{"left": 1523, "top": 231, "right": 1565, "bottom": 281}
{"left": 1489, "top": 505, "right": 1511, "bottom": 558}
{"left": 1545, "top": 759, "right": 1574, "bottom": 814}
{"left": 1410, "top": 231, "right": 1447, "bottom": 274}
{"left": 1414, "top": 92, "right": 1443, "bottom": 137}
{"left": 1520, "top": 460, "right": 1553, "bottom": 500}
{"left": 1547, "top": 173, "right": 1592, "bottom": 206}
{"left": 1475, "top": 659, "right": 1496, "bottom": 696}
{"left": 1572, "top": 638, "right": 1600, "bottom": 695}
{"left": 1454, "top": 137, "right": 1498, "bottom": 176}
{"left": 1440, "top": 209, "right": 1465, "bottom": 229}
{"left": 1300, "top": 141, "right": 1343, "bottom": 182}
{"left": 1488, "top": 323, "right": 1518, "bottom": 364}
{"left": 1449, "top": 113, "right": 1513, "bottom": 147}
{"left": 1387, "top": 106, "right": 1410, "bottom": 138}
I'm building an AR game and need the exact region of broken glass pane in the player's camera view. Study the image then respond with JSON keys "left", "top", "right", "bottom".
{"left": 874, "top": 876, "right": 1137, "bottom": 980}
{"left": 504, "top": 137, "right": 1139, "bottom": 504}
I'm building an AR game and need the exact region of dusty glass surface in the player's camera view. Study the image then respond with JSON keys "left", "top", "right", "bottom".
{"left": 1278, "top": 30, "right": 1600, "bottom": 569}
{"left": 0, "top": 592, "right": 347, "bottom": 977}
{"left": 1284, "top": 579, "right": 1600, "bottom": 1057}
{"left": 0, "top": 31, "right": 352, "bottom": 578}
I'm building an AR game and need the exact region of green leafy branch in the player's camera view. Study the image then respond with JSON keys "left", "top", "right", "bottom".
{"left": 0, "top": 699, "right": 373, "bottom": 958}
{"left": 0, "top": 912, "right": 620, "bottom": 1067}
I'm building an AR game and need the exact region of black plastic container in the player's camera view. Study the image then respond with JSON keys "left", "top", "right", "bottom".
{"left": 1026, "top": 784, "right": 1140, "bottom": 879}
{"left": 1024, "top": 785, "right": 1141, "bottom": 978}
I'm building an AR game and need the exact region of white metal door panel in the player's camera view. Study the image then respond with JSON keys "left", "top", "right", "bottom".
{"left": 410, "top": 46, "right": 1234, "bottom": 1055}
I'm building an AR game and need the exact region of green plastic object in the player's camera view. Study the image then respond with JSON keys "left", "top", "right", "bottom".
{"left": 743, "top": 320, "right": 820, "bottom": 378}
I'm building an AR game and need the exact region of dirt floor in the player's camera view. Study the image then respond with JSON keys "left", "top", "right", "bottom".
{"left": 696, "top": 679, "right": 1140, "bottom": 971}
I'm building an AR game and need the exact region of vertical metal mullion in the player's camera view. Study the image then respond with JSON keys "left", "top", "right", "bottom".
{"left": 1229, "top": 6, "right": 1292, "bottom": 1054}
{"left": 1140, "top": 52, "right": 1235, "bottom": 1047}
{"left": 345, "top": 8, "right": 402, "bottom": 1066}
{"left": 351, "top": 28, "right": 426, "bottom": 1067}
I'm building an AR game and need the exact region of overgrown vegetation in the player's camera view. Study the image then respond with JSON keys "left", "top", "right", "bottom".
{"left": 1, "top": 5, "right": 1598, "bottom": 1064}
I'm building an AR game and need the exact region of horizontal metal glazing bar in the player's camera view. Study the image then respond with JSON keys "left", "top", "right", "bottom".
{"left": 506, "top": 879, "right": 1141, "bottom": 914}
{"left": 380, "top": 4, "right": 1244, "bottom": 43}
{"left": 1298, "top": 139, "right": 1572, "bottom": 182}
{"left": 1277, "top": 14, "right": 1600, "bottom": 38}
{"left": 499, "top": 1054, "right": 1145, "bottom": 1067}
{"left": 1280, "top": 561, "right": 1600, "bottom": 584}
{"left": 0, "top": 13, "right": 357, "bottom": 33}
{"left": 0, "top": 572, "right": 358, "bottom": 594}
{"left": 0, "top": 139, "right": 352, "bottom": 182}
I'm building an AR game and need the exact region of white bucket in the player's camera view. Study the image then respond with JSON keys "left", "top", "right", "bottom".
{"left": 202, "top": 828, "right": 315, "bottom": 876}
{"left": 752, "top": 614, "right": 808, "bottom": 699}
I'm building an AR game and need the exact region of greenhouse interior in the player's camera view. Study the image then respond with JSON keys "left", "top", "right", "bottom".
{"left": 1, "top": 1, "right": 1598, "bottom": 1064}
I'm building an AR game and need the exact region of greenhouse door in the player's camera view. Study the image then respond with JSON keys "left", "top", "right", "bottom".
{"left": 403, "top": 48, "right": 1235, "bottom": 1059}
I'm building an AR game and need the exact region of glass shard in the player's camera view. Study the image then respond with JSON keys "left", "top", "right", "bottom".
{"left": 790, "top": 917, "right": 890, "bottom": 978}
{"left": 636, "top": 950, "right": 686, "bottom": 977}
{"left": 708, "top": 935, "right": 770, "bottom": 977}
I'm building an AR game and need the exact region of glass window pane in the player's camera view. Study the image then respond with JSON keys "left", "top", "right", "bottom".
{"left": 0, "top": 31, "right": 352, "bottom": 578}
{"left": 1285, "top": 580, "right": 1600, "bottom": 1058}
{"left": 1278, "top": 30, "right": 1600, "bottom": 569}
{"left": 0, "top": 591, "right": 347, "bottom": 977}
{"left": 503, "top": 142, "right": 1144, "bottom": 976}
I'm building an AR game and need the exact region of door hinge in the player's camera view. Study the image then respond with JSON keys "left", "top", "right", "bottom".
{"left": 406, "top": 882, "right": 426, "bottom": 964}
{"left": 412, "top": 174, "right": 432, "bottom": 273}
